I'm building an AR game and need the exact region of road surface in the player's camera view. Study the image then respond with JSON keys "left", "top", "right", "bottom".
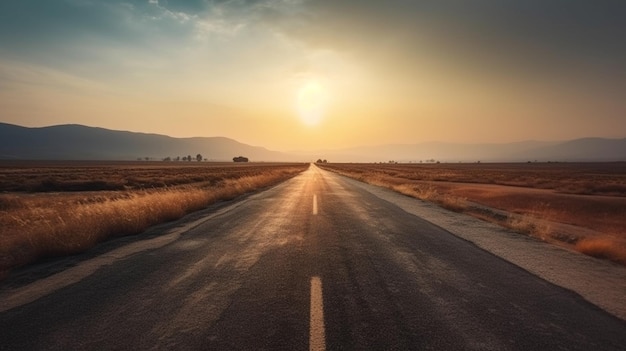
{"left": 1, "top": 164, "right": 625, "bottom": 350}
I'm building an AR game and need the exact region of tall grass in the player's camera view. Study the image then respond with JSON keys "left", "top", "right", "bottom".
{"left": 0, "top": 166, "right": 306, "bottom": 278}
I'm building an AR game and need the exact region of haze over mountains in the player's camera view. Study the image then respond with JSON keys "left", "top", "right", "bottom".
{"left": 0, "top": 123, "right": 295, "bottom": 162}
{"left": 1, "top": 122, "right": 625, "bottom": 162}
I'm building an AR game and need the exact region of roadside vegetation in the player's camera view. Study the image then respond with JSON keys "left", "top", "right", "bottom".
{"left": 318, "top": 162, "right": 626, "bottom": 266}
{"left": 0, "top": 162, "right": 308, "bottom": 279}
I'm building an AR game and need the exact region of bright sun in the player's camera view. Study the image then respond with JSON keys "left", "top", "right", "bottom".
{"left": 297, "top": 80, "right": 328, "bottom": 126}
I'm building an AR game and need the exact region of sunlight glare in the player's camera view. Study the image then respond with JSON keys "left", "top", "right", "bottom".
{"left": 297, "top": 80, "right": 328, "bottom": 126}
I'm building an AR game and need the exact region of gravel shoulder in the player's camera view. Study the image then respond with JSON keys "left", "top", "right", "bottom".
{"left": 339, "top": 175, "right": 626, "bottom": 321}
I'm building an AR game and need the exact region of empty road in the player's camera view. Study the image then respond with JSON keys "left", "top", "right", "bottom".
{"left": 1, "top": 165, "right": 625, "bottom": 350}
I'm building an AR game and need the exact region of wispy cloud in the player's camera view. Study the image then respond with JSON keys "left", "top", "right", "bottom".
{"left": 0, "top": 0, "right": 625, "bottom": 148}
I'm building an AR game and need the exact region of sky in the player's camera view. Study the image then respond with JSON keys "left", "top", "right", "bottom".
{"left": 1, "top": 0, "right": 625, "bottom": 152}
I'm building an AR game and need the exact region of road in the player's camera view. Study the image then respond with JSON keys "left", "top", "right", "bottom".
{"left": 1, "top": 164, "right": 625, "bottom": 350}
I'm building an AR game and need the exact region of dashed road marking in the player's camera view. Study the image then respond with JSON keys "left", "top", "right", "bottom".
{"left": 313, "top": 194, "right": 318, "bottom": 215}
{"left": 310, "top": 276, "right": 326, "bottom": 351}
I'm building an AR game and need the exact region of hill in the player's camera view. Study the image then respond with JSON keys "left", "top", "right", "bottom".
{"left": 1, "top": 122, "right": 624, "bottom": 162}
{"left": 0, "top": 123, "right": 297, "bottom": 161}
{"left": 308, "top": 139, "right": 626, "bottom": 163}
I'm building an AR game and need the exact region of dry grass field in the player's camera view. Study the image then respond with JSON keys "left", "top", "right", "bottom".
{"left": 318, "top": 162, "right": 626, "bottom": 265}
{"left": 0, "top": 161, "right": 308, "bottom": 278}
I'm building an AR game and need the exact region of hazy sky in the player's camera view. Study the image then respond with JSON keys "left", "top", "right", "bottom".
{"left": 1, "top": 0, "right": 625, "bottom": 151}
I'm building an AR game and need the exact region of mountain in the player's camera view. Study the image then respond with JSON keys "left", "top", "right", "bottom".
{"left": 1, "top": 122, "right": 624, "bottom": 162}
{"left": 526, "top": 138, "right": 626, "bottom": 162}
{"left": 308, "top": 141, "right": 554, "bottom": 163}
{"left": 0, "top": 123, "right": 299, "bottom": 161}
{"left": 306, "top": 139, "right": 626, "bottom": 163}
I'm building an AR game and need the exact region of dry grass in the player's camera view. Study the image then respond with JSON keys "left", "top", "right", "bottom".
{"left": 0, "top": 161, "right": 304, "bottom": 192}
{"left": 320, "top": 162, "right": 626, "bottom": 196}
{"left": 0, "top": 162, "right": 308, "bottom": 277}
{"left": 321, "top": 166, "right": 469, "bottom": 212}
{"left": 392, "top": 184, "right": 468, "bottom": 212}
{"left": 575, "top": 237, "right": 626, "bottom": 265}
{"left": 504, "top": 214, "right": 553, "bottom": 242}
{"left": 319, "top": 162, "right": 626, "bottom": 266}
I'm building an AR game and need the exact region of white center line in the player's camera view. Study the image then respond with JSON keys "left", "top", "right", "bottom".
{"left": 310, "top": 276, "right": 326, "bottom": 351}
{"left": 313, "top": 194, "right": 318, "bottom": 215}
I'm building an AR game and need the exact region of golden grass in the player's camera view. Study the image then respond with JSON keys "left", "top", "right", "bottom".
{"left": 0, "top": 163, "right": 307, "bottom": 277}
{"left": 319, "top": 163, "right": 626, "bottom": 266}
{"left": 392, "top": 184, "right": 468, "bottom": 212}
{"left": 575, "top": 237, "right": 626, "bottom": 265}
{"left": 321, "top": 166, "right": 469, "bottom": 212}
{"left": 504, "top": 214, "right": 553, "bottom": 242}
{"left": 320, "top": 162, "right": 626, "bottom": 196}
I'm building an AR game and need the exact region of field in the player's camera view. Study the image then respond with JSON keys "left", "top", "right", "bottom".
{"left": 317, "top": 162, "right": 626, "bottom": 265}
{"left": 0, "top": 161, "right": 308, "bottom": 278}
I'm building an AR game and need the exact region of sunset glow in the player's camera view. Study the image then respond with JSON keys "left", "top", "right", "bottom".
{"left": 0, "top": 1, "right": 624, "bottom": 151}
{"left": 297, "top": 80, "right": 328, "bottom": 126}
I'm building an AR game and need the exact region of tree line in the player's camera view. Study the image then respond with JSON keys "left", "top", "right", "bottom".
{"left": 139, "top": 154, "right": 205, "bottom": 162}
{"left": 141, "top": 154, "right": 249, "bottom": 162}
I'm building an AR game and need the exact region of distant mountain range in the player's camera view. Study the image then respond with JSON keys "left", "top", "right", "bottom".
{"left": 318, "top": 138, "right": 626, "bottom": 163}
{"left": 1, "top": 122, "right": 625, "bottom": 162}
{"left": 0, "top": 123, "right": 297, "bottom": 162}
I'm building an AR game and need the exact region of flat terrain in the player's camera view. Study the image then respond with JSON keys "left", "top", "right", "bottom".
{"left": 1, "top": 165, "right": 625, "bottom": 350}
{"left": 318, "top": 162, "right": 626, "bottom": 264}
{"left": 0, "top": 160, "right": 306, "bottom": 192}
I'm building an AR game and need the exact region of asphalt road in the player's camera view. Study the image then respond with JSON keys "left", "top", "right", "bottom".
{"left": 1, "top": 164, "right": 625, "bottom": 350}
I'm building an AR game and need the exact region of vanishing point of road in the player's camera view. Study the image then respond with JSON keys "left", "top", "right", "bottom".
{"left": 1, "top": 164, "right": 625, "bottom": 350}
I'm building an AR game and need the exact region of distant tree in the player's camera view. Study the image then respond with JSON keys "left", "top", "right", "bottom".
{"left": 233, "top": 156, "right": 249, "bottom": 162}
{"left": 176, "top": 156, "right": 180, "bottom": 161}
{"left": 323, "top": 159, "right": 327, "bottom": 163}
{"left": 187, "top": 155, "right": 192, "bottom": 162}
{"left": 163, "top": 157, "right": 171, "bottom": 161}
{"left": 196, "top": 154, "right": 203, "bottom": 162}
{"left": 316, "top": 159, "right": 323, "bottom": 163}
{"left": 145, "top": 157, "right": 150, "bottom": 161}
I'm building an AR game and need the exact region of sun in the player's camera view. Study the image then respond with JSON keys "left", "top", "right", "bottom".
{"left": 296, "top": 80, "right": 328, "bottom": 126}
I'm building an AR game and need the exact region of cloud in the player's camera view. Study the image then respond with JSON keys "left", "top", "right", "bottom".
{"left": 270, "top": 0, "right": 626, "bottom": 82}
{"left": 1, "top": 0, "right": 624, "bottom": 136}
{"left": 3, "top": 0, "right": 625, "bottom": 83}
{"left": 0, "top": 1, "right": 175, "bottom": 64}
{"left": 0, "top": 0, "right": 302, "bottom": 65}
